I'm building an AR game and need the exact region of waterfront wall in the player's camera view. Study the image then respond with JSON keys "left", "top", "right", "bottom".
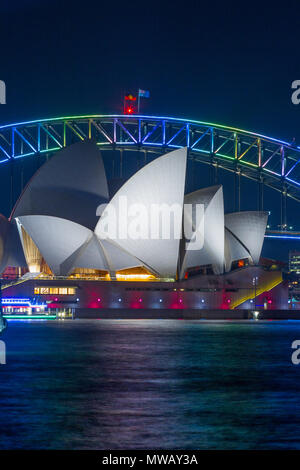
{"left": 73, "top": 308, "right": 296, "bottom": 320}
{"left": 2, "top": 266, "right": 288, "bottom": 311}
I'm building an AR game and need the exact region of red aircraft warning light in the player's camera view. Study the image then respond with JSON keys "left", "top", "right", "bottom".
{"left": 124, "top": 93, "right": 137, "bottom": 114}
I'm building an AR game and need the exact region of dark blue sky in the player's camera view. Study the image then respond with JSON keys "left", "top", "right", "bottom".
{"left": 0, "top": 0, "right": 300, "bottom": 261}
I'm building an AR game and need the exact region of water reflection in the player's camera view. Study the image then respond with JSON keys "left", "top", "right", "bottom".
{"left": 0, "top": 320, "right": 300, "bottom": 449}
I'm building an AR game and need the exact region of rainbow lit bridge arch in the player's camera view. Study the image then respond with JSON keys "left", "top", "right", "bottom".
{"left": 1, "top": 114, "right": 300, "bottom": 235}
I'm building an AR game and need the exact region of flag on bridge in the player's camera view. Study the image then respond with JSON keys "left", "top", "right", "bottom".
{"left": 124, "top": 93, "right": 137, "bottom": 114}
{"left": 138, "top": 89, "right": 150, "bottom": 98}
{"left": 125, "top": 93, "right": 137, "bottom": 101}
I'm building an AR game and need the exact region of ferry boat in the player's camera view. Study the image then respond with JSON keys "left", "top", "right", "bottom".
{"left": 1, "top": 297, "right": 56, "bottom": 320}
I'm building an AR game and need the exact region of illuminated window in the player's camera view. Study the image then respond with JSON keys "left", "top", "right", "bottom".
{"left": 33, "top": 286, "right": 76, "bottom": 295}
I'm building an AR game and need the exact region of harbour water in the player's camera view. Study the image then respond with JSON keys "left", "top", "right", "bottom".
{"left": 1, "top": 319, "right": 300, "bottom": 450}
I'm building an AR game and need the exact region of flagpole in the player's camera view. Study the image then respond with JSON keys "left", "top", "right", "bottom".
{"left": 137, "top": 89, "right": 140, "bottom": 114}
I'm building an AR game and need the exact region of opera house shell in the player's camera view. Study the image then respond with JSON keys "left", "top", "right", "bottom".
{"left": 0, "top": 141, "right": 270, "bottom": 280}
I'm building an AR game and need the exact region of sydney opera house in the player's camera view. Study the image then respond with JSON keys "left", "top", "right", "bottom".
{"left": 0, "top": 141, "right": 287, "bottom": 317}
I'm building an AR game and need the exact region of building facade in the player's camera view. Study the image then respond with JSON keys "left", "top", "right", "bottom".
{"left": 0, "top": 141, "right": 288, "bottom": 315}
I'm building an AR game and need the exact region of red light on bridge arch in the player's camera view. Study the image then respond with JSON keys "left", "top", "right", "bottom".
{"left": 125, "top": 105, "right": 135, "bottom": 115}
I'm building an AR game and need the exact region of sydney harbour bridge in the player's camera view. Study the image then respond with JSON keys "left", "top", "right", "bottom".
{"left": 0, "top": 114, "right": 300, "bottom": 240}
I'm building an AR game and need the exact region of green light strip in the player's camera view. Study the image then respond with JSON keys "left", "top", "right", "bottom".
{"left": 4, "top": 315, "right": 57, "bottom": 320}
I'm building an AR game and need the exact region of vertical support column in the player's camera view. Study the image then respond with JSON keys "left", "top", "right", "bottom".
{"left": 162, "top": 120, "right": 166, "bottom": 146}
{"left": 10, "top": 159, "right": 14, "bottom": 214}
{"left": 258, "top": 175, "right": 264, "bottom": 211}
{"left": 192, "top": 151, "right": 196, "bottom": 190}
{"left": 281, "top": 146, "right": 286, "bottom": 177}
{"left": 214, "top": 162, "right": 218, "bottom": 184}
{"left": 88, "top": 119, "right": 92, "bottom": 140}
{"left": 234, "top": 133, "right": 240, "bottom": 159}
{"left": 11, "top": 127, "right": 15, "bottom": 160}
{"left": 20, "top": 163, "right": 24, "bottom": 194}
{"left": 37, "top": 123, "right": 41, "bottom": 152}
{"left": 63, "top": 122, "right": 66, "bottom": 147}
{"left": 210, "top": 128, "right": 217, "bottom": 185}
{"left": 45, "top": 124, "right": 49, "bottom": 161}
{"left": 284, "top": 190, "right": 287, "bottom": 228}
{"left": 234, "top": 170, "right": 237, "bottom": 212}
{"left": 186, "top": 123, "right": 190, "bottom": 148}
{"left": 237, "top": 169, "right": 241, "bottom": 211}
{"left": 280, "top": 146, "right": 287, "bottom": 229}
{"left": 137, "top": 147, "right": 140, "bottom": 171}
{"left": 138, "top": 118, "right": 142, "bottom": 144}
{"left": 113, "top": 119, "right": 117, "bottom": 144}
{"left": 210, "top": 154, "right": 214, "bottom": 185}
{"left": 234, "top": 133, "right": 241, "bottom": 211}
{"left": 210, "top": 127, "right": 214, "bottom": 154}
{"left": 281, "top": 185, "right": 287, "bottom": 229}
{"left": 257, "top": 167, "right": 264, "bottom": 211}
{"left": 234, "top": 167, "right": 241, "bottom": 212}
{"left": 120, "top": 149, "right": 123, "bottom": 178}
{"left": 257, "top": 138, "right": 262, "bottom": 167}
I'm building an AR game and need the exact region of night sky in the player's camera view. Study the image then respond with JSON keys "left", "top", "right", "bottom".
{"left": 0, "top": 0, "right": 300, "bottom": 262}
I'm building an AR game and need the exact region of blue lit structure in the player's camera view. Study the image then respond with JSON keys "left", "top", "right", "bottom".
{"left": 1, "top": 297, "right": 49, "bottom": 318}
{"left": 1, "top": 298, "right": 47, "bottom": 308}
{"left": 1, "top": 114, "right": 299, "bottom": 235}
{"left": 265, "top": 235, "right": 300, "bottom": 240}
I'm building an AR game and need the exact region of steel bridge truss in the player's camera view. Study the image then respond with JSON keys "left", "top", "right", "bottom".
{"left": 1, "top": 115, "right": 300, "bottom": 213}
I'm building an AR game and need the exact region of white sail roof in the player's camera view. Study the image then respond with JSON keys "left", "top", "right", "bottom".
{"left": 0, "top": 217, "right": 26, "bottom": 272}
{"left": 72, "top": 234, "right": 108, "bottom": 271}
{"left": 95, "top": 148, "right": 187, "bottom": 278}
{"left": 225, "top": 211, "right": 268, "bottom": 265}
{"left": 100, "top": 239, "right": 143, "bottom": 272}
{"left": 16, "top": 215, "right": 142, "bottom": 276}
{"left": 9, "top": 141, "right": 268, "bottom": 279}
{"left": 16, "top": 215, "right": 93, "bottom": 276}
{"left": 224, "top": 229, "right": 251, "bottom": 272}
{"left": 180, "top": 185, "right": 224, "bottom": 277}
{"left": 12, "top": 141, "right": 109, "bottom": 230}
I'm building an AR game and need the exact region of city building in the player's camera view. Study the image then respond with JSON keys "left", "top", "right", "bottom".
{"left": 0, "top": 141, "right": 288, "bottom": 316}
{"left": 289, "top": 251, "right": 300, "bottom": 274}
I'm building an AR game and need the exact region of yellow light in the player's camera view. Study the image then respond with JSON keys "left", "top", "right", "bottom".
{"left": 29, "top": 265, "right": 41, "bottom": 273}
{"left": 116, "top": 273, "right": 154, "bottom": 281}
{"left": 230, "top": 272, "right": 282, "bottom": 309}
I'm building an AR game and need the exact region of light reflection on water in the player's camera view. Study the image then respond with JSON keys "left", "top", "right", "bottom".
{"left": 1, "top": 319, "right": 300, "bottom": 449}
